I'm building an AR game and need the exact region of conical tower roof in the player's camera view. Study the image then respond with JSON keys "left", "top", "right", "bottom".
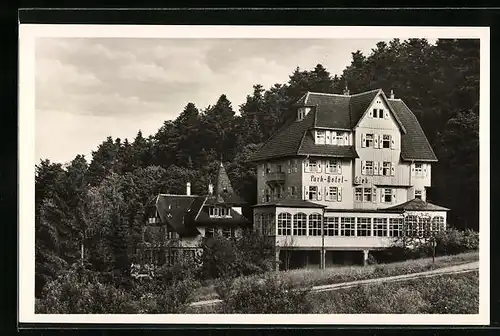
{"left": 206, "top": 161, "right": 246, "bottom": 206}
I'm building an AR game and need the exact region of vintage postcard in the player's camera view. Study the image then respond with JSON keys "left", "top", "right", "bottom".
{"left": 18, "top": 24, "right": 490, "bottom": 325}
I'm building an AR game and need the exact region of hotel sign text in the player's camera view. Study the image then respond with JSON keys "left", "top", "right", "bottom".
{"left": 354, "top": 176, "right": 371, "bottom": 185}
{"left": 310, "top": 175, "right": 345, "bottom": 183}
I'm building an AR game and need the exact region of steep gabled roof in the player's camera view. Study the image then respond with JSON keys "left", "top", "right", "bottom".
{"left": 385, "top": 198, "right": 449, "bottom": 211}
{"left": 156, "top": 194, "right": 205, "bottom": 236}
{"left": 249, "top": 89, "right": 436, "bottom": 162}
{"left": 205, "top": 162, "right": 246, "bottom": 205}
{"left": 389, "top": 99, "right": 438, "bottom": 162}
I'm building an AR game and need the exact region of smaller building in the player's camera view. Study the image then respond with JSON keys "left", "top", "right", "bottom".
{"left": 138, "top": 162, "right": 250, "bottom": 271}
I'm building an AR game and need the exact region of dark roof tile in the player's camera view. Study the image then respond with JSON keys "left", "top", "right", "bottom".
{"left": 253, "top": 199, "right": 326, "bottom": 208}
{"left": 385, "top": 198, "right": 449, "bottom": 211}
{"left": 389, "top": 99, "right": 438, "bottom": 162}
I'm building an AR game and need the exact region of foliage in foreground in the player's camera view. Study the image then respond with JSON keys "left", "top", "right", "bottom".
{"left": 311, "top": 271, "right": 479, "bottom": 314}
{"left": 36, "top": 260, "right": 201, "bottom": 314}
{"left": 220, "top": 272, "right": 313, "bottom": 314}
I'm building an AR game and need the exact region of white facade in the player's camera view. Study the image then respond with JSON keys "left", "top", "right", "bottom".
{"left": 254, "top": 91, "right": 446, "bottom": 259}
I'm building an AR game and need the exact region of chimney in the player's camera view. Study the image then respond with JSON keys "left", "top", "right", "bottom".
{"left": 343, "top": 82, "right": 350, "bottom": 96}
{"left": 186, "top": 182, "right": 191, "bottom": 196}
{"left": 390, "top": 89, "right": 395, "bottom": 99}
{"left": 208, "top": 182, "right": 214, "bottom": 195}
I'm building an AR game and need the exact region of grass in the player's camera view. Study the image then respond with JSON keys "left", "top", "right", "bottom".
{"left": 310, "top": 270, "right": 479, "bottom": 314}
{"left": 190, "top": 251, "right": 478, "bottom": 302}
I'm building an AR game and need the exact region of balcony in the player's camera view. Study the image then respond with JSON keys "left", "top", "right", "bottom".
{"left": 265, "top": 171, "right": 286, "bottom": 185}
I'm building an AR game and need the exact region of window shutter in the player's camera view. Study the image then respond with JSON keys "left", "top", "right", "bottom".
{"left": 390, "top": 162, "right": 395, "bottom": 176}
{"left": 317, "top": 160, "right": 322, "bottom": 173}
{"left": 372, "top": 188, "right": 377, "bottom": 203}
{"left": 361, "top": 133, "right": 366, "bottom": 147}
{"left": 411, "top": 164, "right": 415, "bottom": 176}
{"left": 326, "top": 130, "right": 330, "bottom": 144}
{"left": 374, "top": 134, "right": 379, "bottom": 148}
{"left": 337, "top": 187, "right": 342, "bottom": 202}
{"left": 304, "top": 186, "right": 308, "bottom": 200}
{"left": 380, "top": 190, "right": 385, "bottom": 203}
{"left": 287, "top": 187, "right": 291, "bottom": 197}
{"left": 325, "top": 160, "right": 330, "bottom": 173}
{"left": 337, "top": 160, "right": 342, "bottom": 174}
{"left": 332, "top": 131, "right": 337, "bottom": 145}
{"left": 261, "top": 164, "right": 265, "bottom": 176}
{"left": 384, "top": 109, "right": 389, "bottom": 119}
{"left": 423, "top": 164, "right": 428, "bottom": 177}
{"left": 392, "top": 190, "right": 397, "bottom": 203}
{"left": 324, "top": 187, "right": 329, "bottom": 201}
{"left": 261, "top": 189, "right": 265, "bottom": 203}
{"left": 361, "top": 160, "right": 366, "bottom": 175}
{"left": 378, "top": 134, "right": 383, "bottom": 149}
{"left": 288, "top": 160, "right": 291, "bottom": 174}
{"left": 344, "top": 134, "right": 348, "bottom": 145}
{"left": 317, "top": 188, "right": 322, "bottom": 201}
{"left": 374, "top": 161, "right": 379, "bottom": 175}
{"left": 369, "top": 109, "right": 374, "bottom": 118}
{"left": 305, "top": 160, "right": 310, "bottom": 173}
{"left": 390, "top": 135, "right": 395, "bottom": 149}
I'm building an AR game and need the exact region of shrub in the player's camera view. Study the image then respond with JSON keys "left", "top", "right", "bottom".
{"left": 224, "top": 273, "right": 312, "bottom": 314}
{"left": 435, "top": 228, "right": 479, "bottom": 256}
{"left": 36, "top": 263, "right": 138, "bottom": 314}
{"left": 419, "top": 271, "right": 479, "bottom": 314}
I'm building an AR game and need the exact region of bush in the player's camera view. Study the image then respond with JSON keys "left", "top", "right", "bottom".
{"left": 435, "top": 228, "right": 479, "bottom": 256}
{"left": 419, "top": 271, "right": 479, "bottom": 314}
{"left": 310, "top": 271, "right": 478, "bottom": 314}
{"left": 224, "top": 273, "right": 312, "bottom": 314}
{"left": 36, "top": 263, "right": 138, "bottom": 314}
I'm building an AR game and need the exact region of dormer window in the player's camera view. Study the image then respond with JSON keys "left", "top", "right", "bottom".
{"left": 209, "top": 207, "right": 231, "bottom": 218}
{"left": 297, "top": 107, "right": 311, "bottom": 121}
{"left": 315, "top": 130, "right": 326, "bottom": 144}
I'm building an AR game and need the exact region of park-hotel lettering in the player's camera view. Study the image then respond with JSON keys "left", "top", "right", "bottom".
{"left": 310, "top": 175, "right": 345, "bottom": 183}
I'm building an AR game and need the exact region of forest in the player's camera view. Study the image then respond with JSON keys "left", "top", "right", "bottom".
{"left": 34, "top": 38, "right": 479, "bottom": 298}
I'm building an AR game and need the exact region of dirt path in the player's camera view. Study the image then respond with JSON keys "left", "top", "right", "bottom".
{"left": 189, "top": 261, "right": 479, "bottom": 307}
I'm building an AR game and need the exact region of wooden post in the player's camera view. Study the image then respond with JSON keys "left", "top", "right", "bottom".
{"left": 275, "top": 247, "right": 280, "bottom": 271}
{"left": 363, "top": 249, "right": 369, "bottom": 266}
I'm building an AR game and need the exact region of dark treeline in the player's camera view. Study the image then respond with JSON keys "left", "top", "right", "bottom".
{"left": 35, "top": 38, "right": 479, "bottom": 297}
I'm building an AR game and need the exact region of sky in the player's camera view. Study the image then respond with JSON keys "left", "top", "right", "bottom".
{"left": 35, "top": 37, "right": 394, "bottom": 164}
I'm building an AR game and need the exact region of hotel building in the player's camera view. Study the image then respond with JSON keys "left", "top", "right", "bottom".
{"left": 249, "top": 88, "right": 449, "bottom": 269}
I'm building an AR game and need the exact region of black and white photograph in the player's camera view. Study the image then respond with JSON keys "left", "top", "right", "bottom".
{"left": 18, "top": 24, "right": 489, "bottom": 325}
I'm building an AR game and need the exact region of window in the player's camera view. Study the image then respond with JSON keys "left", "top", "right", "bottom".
{"left": 365, "top": 161, "right": 374, "bottom": 175}
{"left": 340, "top": 217, "right": 355, "bottom": 236}
{"left": 209, "top": 207, "right": 231, "bottom": 218}
{"left": 277, "top": 213, "right": 292, "bottom": 236}
{"left": 355, "top": 188, "right": 363, "bottom": 202}
{"left": 222, "top": 228, "right": 236, "bottom": 238}
{"left": 364, "top": 134, "right": 374, "bottom": 147}
{"left": 308, "top": 186, "right": 318, "bottom": 200}
{"left": 309, "top": 159, "right": 318, "bottom": 172}
{"left": 297, "top": 108, "right": 305, "bottom": 121}
{"left": 205, "top": 227, "right": 216, "bottom": 238}
{"left": 389, "top": 218, "right": 403, "bottom": 237}
{"left": 324, "top": 217, "right": 339, "bottom": 236}
{"left": 293, "top": 213, "right": 307, "bottom": 236}
{"left": 372, "top": 108, "right": 378, "bottom": 118}
{"left": 336, "top": 132, "right": 344, "bottom": 145}
{"left": 415, "top": 163, "right": 423, "bottom": 176}
{"left": 326, "top": 159, "right": 340, "bottom": 173}
{"left": 383, "top": 189, "right": 393, "bottom": 203}
{"left": 363, "top": 188, "right": 373, "bottom": 202}
{"left": 148, "top": 217, "right": 160, "bottom": 224}
{"left": 316, "top": 130, "right": 325, "bottom": 144}
{"left": 261, "top": 213, "right": 275, "bottom": 236}
{"left": 373, "top": 218, "right": 387, "bottom": 236}
{"left": 292, "top": 159, "right": 298, "bottom": 172}
{"left": 383, "top": 134, "right": 391, "bottom": 148}
{"left": 357, "top": 218, "right": 372, "bottom": 236}
{"left": 308, "top": 213, "right": 322, "bottom": 236}
{"left": 406, "top": 215, "right": 418, "bottom": 236}
{"left": 420, "top": 217, "right": 431, "bottom": 236}
{"left": 382, "top": 162, "right": 391, "bottom": 176}
{"left": 290, "top": 186, "right": 297, "bottom": 197}
{"left": 432, "top": 216, "right": 445, "bottom": 232}
{"left": 415, "top": 190, "right": 422, "bottom": 200}
{"left": 266, "top": 164, "right": 272, "bottom": 174}
{"left": 378, "top": 109, "right": 384, "bottom": 118}
{"left": 325, "top": 186, "right": 338, "bottom": 202}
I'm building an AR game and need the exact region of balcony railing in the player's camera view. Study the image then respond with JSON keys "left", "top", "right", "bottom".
{"left": 265, "top": 171, "right": 286, "bottom": 185}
